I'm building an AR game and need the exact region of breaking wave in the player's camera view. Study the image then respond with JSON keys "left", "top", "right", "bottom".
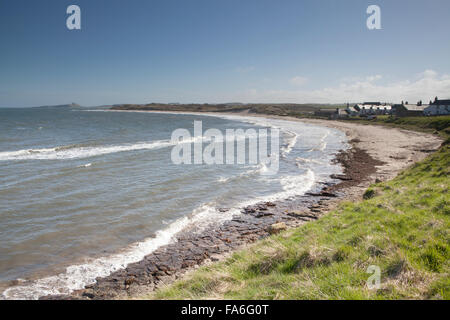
{"left": 1, "top": 110, "right": 346, "bottom": 300}
{"left": 217, "top": 163, "right": 269, "bottom": 183}
{"left": 0, "top": 137, "right": 207, "bottom": 161}
{"left": 1, "top": 167, "right": 316, "bottom": 300}
{"left": 1, "top": 201, "right": 239, "bottom": 300}
{"left": 0, "top": 132, "right": 266, "bottom": 161}
{"left": 308, "top": 131, "right": 330, "bottom": 152}
{"left": 281, "top": 130, "right": 298, "bottom": 157}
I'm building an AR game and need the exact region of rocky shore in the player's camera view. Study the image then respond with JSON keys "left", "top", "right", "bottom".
{"left": 41, "top": 143, "right": 384, "bottom": 300}
{"left": 40, "top": 112, "right": 442, "bottom": 300}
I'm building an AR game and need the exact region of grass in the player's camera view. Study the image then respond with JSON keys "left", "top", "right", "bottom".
{"left": 338, "top": 115, "right": 450, "bottom": 143}
{"left": 145, "top": 117, "right": 449, "bottom": 300}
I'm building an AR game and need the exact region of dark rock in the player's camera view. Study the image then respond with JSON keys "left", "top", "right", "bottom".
{"left": 330, "top": 174, "right": 352, "bottom": 181}
{"left": 287, "top": 211, "right": 318, "bottom": 220}
{"left": 255, "top": 211, "right": 274, "bottom": 218}
{"left": 124, "top": 278, "right": 135, "bottom": 286}
{"left": 319, "top": 191, "right": 337, "bottom": 197}
{"left": 82, "top": 291, "right": 95, "bottom": 299}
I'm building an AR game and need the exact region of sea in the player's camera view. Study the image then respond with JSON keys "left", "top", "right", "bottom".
{"left": 0, "top": 107, "right": 348, "bottom": 299}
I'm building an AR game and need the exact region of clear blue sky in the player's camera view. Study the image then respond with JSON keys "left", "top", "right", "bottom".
{"left": 1, "top": 0, "right": 450, "bottom": 107}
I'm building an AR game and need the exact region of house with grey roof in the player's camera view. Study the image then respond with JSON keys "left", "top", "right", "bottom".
{"left": 424, "top": 97, "right": 450, "bottom": 116}
{"left": 392, "top": 101, "right": 427, "bottom": 117}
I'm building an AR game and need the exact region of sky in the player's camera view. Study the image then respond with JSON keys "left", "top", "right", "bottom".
{"left": 1, "top": 0, "right": 450, "bottom": 107}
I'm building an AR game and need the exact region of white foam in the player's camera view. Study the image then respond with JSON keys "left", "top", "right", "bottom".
{"left": 0, "top": 141, "right": 175, "bottom": 161}
{"left": 217, "top": 163, "right": 268, "bottom": 183}
{"left": 1, "top": 168, "right": 317, "bottom": 300}
{"left": 0, "top": 137, "right": 205, "bottom": 161}
{"left": 1, "top": 201, "right": 239, "bottom": 300}
{"left": 271, "top": 169, "right": 316, "bottom": 201}
{"left": 295, "top": 157, "right": 324, "bottom": 165}
{"left": 1, "top": 111, "right": 344, "bottom": 300}
{"left": 0, "top": 126, "right": 266, "bottom": 162}
{"left": 307, "top": 131, "right": 329, "bottom": 152}
{"left": 281, "top": 130, "right": 298, "bottom": 157}
{"left": 225, "top": 169, "right": 317, "bottom": 210}
{"left": 78, "top": 163, "right": 92, "bottom": 168}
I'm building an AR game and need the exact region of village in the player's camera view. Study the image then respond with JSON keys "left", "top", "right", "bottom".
{"left": 315, "top": 97, "right": 450, "bottom": 119}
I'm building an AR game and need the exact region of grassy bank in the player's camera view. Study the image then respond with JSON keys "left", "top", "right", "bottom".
{"left": 148, "top": 118, "right": 449, "bottom": 300}
{"left": 339, "top": 115, "right": 450, "bottom": 143}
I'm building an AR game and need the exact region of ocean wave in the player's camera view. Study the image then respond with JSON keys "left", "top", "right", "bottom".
{"left": 227, "top": 169, "right": 317, "bottom": 208}
{"left": 1, "top": 112, "right": 341, "bottom": 300}
{"left": 0, "top": 137, "right": 207, "bottom": 161}
{"left": 217, "top": 176, "right": 229, "bottom": 183}
{"left": 77, "top": 163, "right": 92, "bottom": 168}
{"left": 217, "top": 163, "right": 269, "bottom": 183}
{"left": 0, "top": 131, "right": 267, "bottom": 161}
{"left": 275, "top": 169, "right": 316, "bottom": 200}
{"left": 295, "top": 156, "right": 325, "bottom": 165}
{"left": 308, "top": 131, "right": 330, "bottom": 152}
{"left": 281, "top": 130, "right": 298, "bottom": 157}
{"left": 1, "top": 202, "right": 239, "bottom": 300}
{"left": 2, "top": 168, "right": 317, "bottom": 300}
{"left": 0, "top": 142, "right": 169, "bottom": 161}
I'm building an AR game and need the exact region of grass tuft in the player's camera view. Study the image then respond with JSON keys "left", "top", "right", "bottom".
{"left": 363, "top": 188, "right": 377, "bottom": 200}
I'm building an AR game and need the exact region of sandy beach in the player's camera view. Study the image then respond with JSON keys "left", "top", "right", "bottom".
{"left": 278, "top": 116, "right": 444, "bottom": 199}
{"left": 41, "top": 111, "right": 443, "bottom": 300}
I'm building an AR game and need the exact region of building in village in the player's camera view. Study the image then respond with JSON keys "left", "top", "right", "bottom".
{"left": 346, "top": 102, "right": 392, "bottom": 116}
{"left": 391, "top": 101, "right": 427, "bottom": 117}
{"left": 345, "top": 105, "right": 360, "bottom": 116}
{"left": 320, "top": 98, "right": 448, "bottom": 119}
{"left": 313, "top": 108, "right": 340, "bottom": 119}
{"left": 424, "top": 97, "right": 450, "bottom": 116}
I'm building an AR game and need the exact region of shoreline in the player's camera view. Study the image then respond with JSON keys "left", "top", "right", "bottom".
{"left": 2, "top": 110, "right": 344, "bottom": 300}
{"left": 109, "top": 109, "right": 443, "bottom": 198}
{"left": 31, "top": 110, "right": 443, "bottom": 299}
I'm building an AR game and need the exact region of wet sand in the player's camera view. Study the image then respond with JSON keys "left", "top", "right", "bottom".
{"left": 41, "top": 111, "right": 443, "bottom": 300}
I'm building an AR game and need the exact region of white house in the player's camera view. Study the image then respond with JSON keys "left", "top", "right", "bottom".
{"left": 352, "top": 102, "right": 392, "bottom": 116}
